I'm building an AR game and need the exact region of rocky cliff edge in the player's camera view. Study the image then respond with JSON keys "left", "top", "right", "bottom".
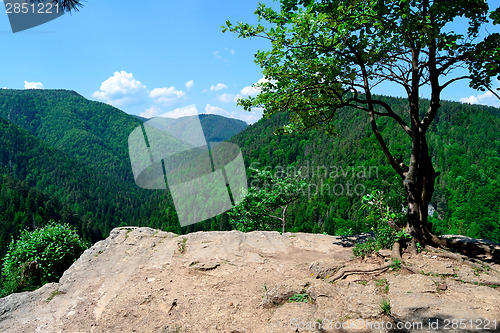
{"left": 0, "top": 227, "right": 499, "bottom": 333}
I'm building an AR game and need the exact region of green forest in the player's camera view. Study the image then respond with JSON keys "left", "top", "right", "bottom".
{"left": 0, "top": 89, "right": 499, "bottom": 269}
{"left": 230, "top": 98, "right": 500, "bottom": 242}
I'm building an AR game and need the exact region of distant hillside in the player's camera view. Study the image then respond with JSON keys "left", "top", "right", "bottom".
{"left": 0, "top": 117, "right": 148, "bottom": 260}
{"left": 230, "top": 96, "right": 500, "bottom": 242}
{"left": 0, "top": 91, "right": 249, "bottom": 258}
{"left": 132, "top": 114, "right": 147, "bottom": 122}
{"left": 0, "top": 87, "right": 497, "bottom": 261}
{"left": 198, "top": 114, "right": 247, "bottom": 143}
{"left": 0, "top": 89, "right": 142, "bottom": 184}
{"left": 0, "top": 90, "right": 247, "bottom": 179}
{"left": 140, "top": 114, "right": 247, "bottom": 144}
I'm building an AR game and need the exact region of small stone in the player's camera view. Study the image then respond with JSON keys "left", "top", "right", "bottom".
{"left": 437, "top": 282, "right": 447, "bottom": 291}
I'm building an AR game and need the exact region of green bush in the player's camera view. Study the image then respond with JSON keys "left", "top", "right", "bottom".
{"left": 353, "top": 240, "right": 381, "bottom": 257}
{"left": 375, "top": 223, "right": 397, "bottom": 249}
{"left": 353, "top": 190, "right": 410, "bottom": 257}
{"left": 1, "top": 222, "right": 88, "bottom": 296}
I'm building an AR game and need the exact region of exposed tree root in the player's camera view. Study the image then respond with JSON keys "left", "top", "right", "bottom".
{"left": 329, "top": 263, "right": 391, "bottom": 283}
{"left": 391, "top": 241, "right": 402, "bottom": 260}
{"left": 408, "top": 238, "right": 418, "bottom": 255}
{"left": 424, "top": 246, "right": 496, "bottom": 272}
{"left": 400, "top": 265, "right": 420, "bottom": 274}
{"left": 415, "top": 228, "right": 500, "bottom": 264}
{"left": 328, "top": 243, "right": 434, "bottom": 282}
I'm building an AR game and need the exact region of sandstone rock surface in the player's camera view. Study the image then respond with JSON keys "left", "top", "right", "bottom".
{"left": 0, "top": 227, "right": 499, "bottom": 333}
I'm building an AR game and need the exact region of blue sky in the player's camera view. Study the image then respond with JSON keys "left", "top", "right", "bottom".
{"left": 0, "top": 0, "right": 498, "bottom": 124}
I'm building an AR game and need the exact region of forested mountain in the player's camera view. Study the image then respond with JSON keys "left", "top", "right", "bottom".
{"left": 230, "top": 97, "right": 500, "bottom": 242}
{"left": 0, "top": 89, "right": 247, "bottom": 179}
{"left": 0, "top": 88, "right": 498, "bottom": 267}
{"left": 0, "top": 89, "right": 142, "bottom": 183}
{"left": 0, "top": 117, "right": 148, "bottom": 253}
{"left": 198, "top": 114, "right": 248, "bottom": 143}
{"left": 0, "top": 90, "right": 248, "bottom": 262}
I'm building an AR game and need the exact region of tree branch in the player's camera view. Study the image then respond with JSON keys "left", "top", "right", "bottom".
{"left": 439, "top": 75, "right": 471, "bottom": 92}
{"left": 351, "top": 47, "right": 406, "bottom": 178}
{"left": 354, "top": 98, "right": 413, "bottom": 137}
{"left": 486, "top": 86, "right": 500, "bottom": 101}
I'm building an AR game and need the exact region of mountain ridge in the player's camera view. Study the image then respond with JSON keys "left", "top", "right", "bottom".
{"left": 0, "top": 90, "right": 251, "bottom": 260}
{"left": 0, "top": 88, "right": 498, "bottom": 260}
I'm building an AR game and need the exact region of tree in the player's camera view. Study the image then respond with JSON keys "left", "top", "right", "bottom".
{"left": 229, "top": 168, "right": 308, "bottom": 233}
{"left": 224, "top": 0, "right": 500, "bottom": 258}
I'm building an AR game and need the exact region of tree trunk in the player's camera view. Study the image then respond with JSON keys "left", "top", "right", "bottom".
{"left": 404, "top": 133, "right": 438, "bottom": 247}
{"left": 408, "top": 237, "right": 418, "bottom": 255}
{"left": 281, "top": 204, "right": 289, "bottom": 234}
{"left": 403, "top": 136, "right": 499, "bottom": 261}
{"left": 392, "top": 240, "right": 402, "bottom": 260}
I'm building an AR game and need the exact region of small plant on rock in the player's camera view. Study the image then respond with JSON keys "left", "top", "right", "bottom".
{"left": 380, "top": 298, "right": 391, "bottom": 316}
{"left": 354, "top": 190, "right": 414, "bottom": 258}
{"left": 375, "top": 278, "right": 389, "bottom": 294}
{"left": 288, "top": 293, "right": 312, "bottom": 303}
{"left": 389, "top": 259, "right": 402, "bottom": 271}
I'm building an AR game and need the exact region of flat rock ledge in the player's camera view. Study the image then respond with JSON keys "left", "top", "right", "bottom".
{"left": 0, "top": 227, "right": 499, "bottom": 333}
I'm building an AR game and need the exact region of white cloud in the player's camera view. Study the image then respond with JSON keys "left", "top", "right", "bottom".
{"left": 205, "top": 104, "right": 230, "bottom": 116}
{"left": 92, "top": 71, "right": 193, "bottom": 115}
{"left": 185, "top": 80, "right": 194, "bottom": 90}
{"left": 239, "top": 86, "right": 257, "bottom": 96}
{"left": 149, "top": 87, "right": 185, "bottom": 105}
{"left": 229, "top": 77, "right": 271, "bottom": 103}
{"left": 239, "top": 77, "right": 269, "bottom": 97}
{"left": 210, "top": 83, "right": 227, "bottom": 92}
{"left": 217, "top": 93, "right": 236, "bottom": 103}
{"left": 140, "top": 105, "right": 162, "bottom": 119}
{"left": 205, "top": 104, "right": 261, "bottom": 124}
{"left": 213, "top": 77, "right": 272, "bottom": 105}
{"left": 460, "top": 81, "right": 500, "bottom": 107}
{"left": 24, "top": 81, "right": 44, "bottom": 89}
{"left": 92, "top": 71, "right": 147, "bottom": 107}
{"left": 159, "top": 104, "right": 198, "bottom": 118}
{"left": 460, "top": 95, "right": 480, "bottom": 104}
{"left": 235, "top": 108, "right": 263, "bottom": 124}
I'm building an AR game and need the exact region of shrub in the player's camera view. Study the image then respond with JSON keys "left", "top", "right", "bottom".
{"left": 1, "top": 222, "right": 88, "bottom": 296}
{"left": 375, "top": 223, "right": 397, "bottom": 249}
{"left": 353, "top": 190, "right": 410, "bottom": 257}
{"left": 353, "top": 240, "right": 380, "bottom": 257}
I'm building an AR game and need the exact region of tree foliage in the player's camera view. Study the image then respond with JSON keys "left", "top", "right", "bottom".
{"left": 229, "top": 99, "right": 499, "bottom": 241}
{"left": 1, "top": 222, "right": 87, "bottom": 296}
{"left": 229, "top": 168, "right": 308, "bottom": 233}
